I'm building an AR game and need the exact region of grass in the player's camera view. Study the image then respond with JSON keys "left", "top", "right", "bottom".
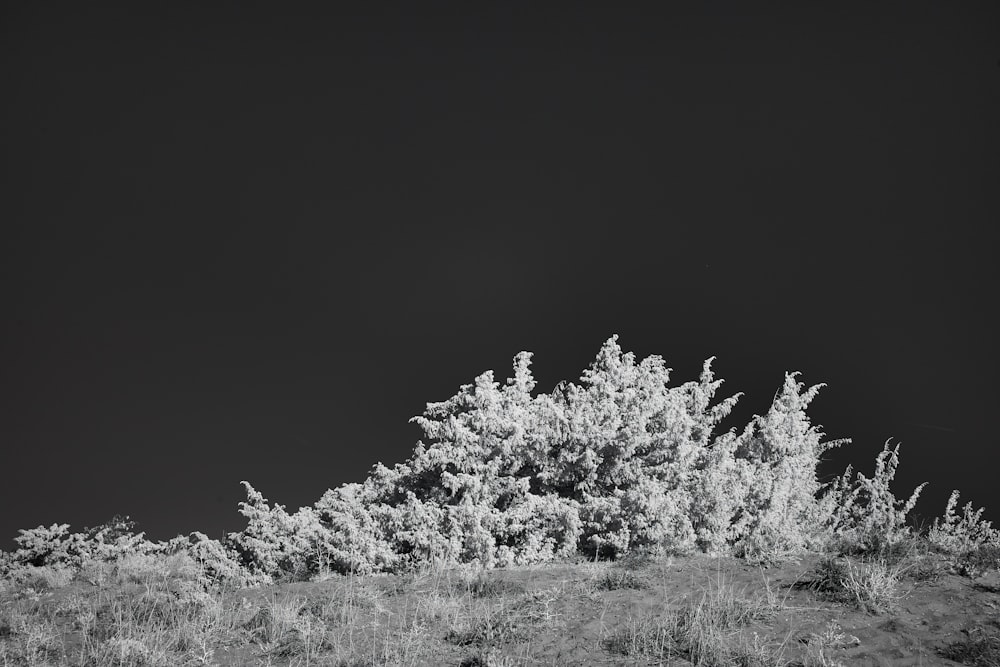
{"left": 593, "top": 568, "right": 646, "bottom": 592}
{"left": 1, "top": 539, "right": 998, "bottom": 665}
{"left": 806, "top": 554, "right": 911, "bottom": 614}
{"left": 602, "top": 565, "right": 789, "bottom": 666}
{"left": 798, "top": 620, "right": 857, "bottom": 667}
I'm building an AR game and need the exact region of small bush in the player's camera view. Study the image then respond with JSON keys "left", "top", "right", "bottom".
{"left": 929, "top": 490, "right": 1000, "bottom": 555}
{"left": 453, "top": 570, "right": 525, "bottom": 598}
{"left": 596, "top": 569, "right": 646, "bottom": 591}
{"left": 445, "top": 601, "right": 528, "bottom": 648}
{"left": 821, "top": 441, "right": 926, "bottom": 556}
{"left": 955, "top": 543, "right": 1000, "bottom": 579}
{"left": 800, "top": 620, "right": 858, "bottom": 667}
{"left": 809, "top": 555, "right": 908, "bottom": 613}
{"left": 186, "top": 531, "right": 268, "bottom": 589}
{"left": 906, "top": 553, "right": 948, "bottom": 583}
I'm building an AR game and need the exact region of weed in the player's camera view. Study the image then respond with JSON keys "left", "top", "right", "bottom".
{"left": 956, "top": 543, "right": 1000, "bottom": 579}
{"left": 454, "top": 569, "right": 525, "bottom": 598}
{"left": 595, "top": 569, "right": 645, "bottom": 591}
{"left": 445, "top": 600, "right": 527, "bottom": 648}
{"left": 604, "top": 570, "right": 786, "bottom": 665}
{"left": 808, "top": 555, "right": 908, "bottom": 613}
{"left": 906, "top": 553, "right": 948, "bottom": 583}
{"left": 799, "top": 620, "right": 859, "bottom": 667}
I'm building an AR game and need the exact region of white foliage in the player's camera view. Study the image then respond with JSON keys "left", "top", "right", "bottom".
{"left": 184, "top": 531, "right": 268, "bottom": 588}
{"left": 822, "top": 440, "right": 927, "bottom": 553}
{"left": 525, "top": 336, "right": 743, "bottom": 558}
{"left": 689, "top": 430, "right": 755, "bottom": 554}
{"left": 5, "top": 334, "right": 973, "bottom": 586}
{"left": 227, "top": 481, "right": 340, "bottom": 580}
{"left": 9, "top": 516, "right": 154, "bottom": 569}
{"left": 706, "top": 372, "right": 848, "bottom": 561}
{"left": 928, "top": 490, "right": 1000, "bottom": 554}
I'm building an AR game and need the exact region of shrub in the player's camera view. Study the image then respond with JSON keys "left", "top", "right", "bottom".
{"left": 9, "top": 335, "right": 987, "bottom": 588}
{"left": 9, "top": 523, "right": 90, "bottom": 568}
{"left": 531, "top": 339, "right": 740, "bottom": 558}
{"left": 212, "top": 337, "right": 910, "bottom": 578}
{"left": 929, "top": 490, "right": 1000, "bottom": 555}
{"left": 81, "top": 515, "right": 152, "bottom": 561}
{"left": 727, "top": 373, "right": 850, "bottom": 562}
{"left": 186, "top": 531, "right": 268, "bottom": 589}
{"left": 809, "top": 554, "right": 909, "bottom": 613}
{"left": 953, "top": 543, "right": 1000, "bottom": 579}
{"left": 225, "top": 482, "right": 323, "bottom": 581}
{"left": 688, "top": 430, "right": 754, "bottom": 554}
{"left": 821, "top": 440, "right": 926, "bottom": 555}
{"left": 308, "top": 351, "right": 587, "bottom": 573}
{"left": 7, "top": 516, "right": 159, "bottom": 571}
{"left": 312, "top": 481, "right": 400, "bottom": 575}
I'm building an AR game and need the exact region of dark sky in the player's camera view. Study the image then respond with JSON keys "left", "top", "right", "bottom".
{"left": 2, "top": 2, "right": 998, "bottom": 550}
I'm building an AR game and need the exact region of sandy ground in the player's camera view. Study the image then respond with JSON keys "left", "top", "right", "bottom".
{"left": 4, "top": 549, "right": 999, "bottom": 665}
{"left": 222, "top": 550, "right": 1000, "bottom": 665}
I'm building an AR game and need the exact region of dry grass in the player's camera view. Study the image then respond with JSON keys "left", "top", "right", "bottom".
{"left": 602, "top": 564, "right": 789, "bottom": 666}
{"left": 807, "top": 554, "right": 911, "bottom": 614}
{"left": 1, "top": 543, "right": 998, "bottom": 666}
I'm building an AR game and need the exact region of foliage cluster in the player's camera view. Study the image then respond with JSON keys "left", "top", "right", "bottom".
{"left": 2, "top": 336, "right": 996, "bottom": 587}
